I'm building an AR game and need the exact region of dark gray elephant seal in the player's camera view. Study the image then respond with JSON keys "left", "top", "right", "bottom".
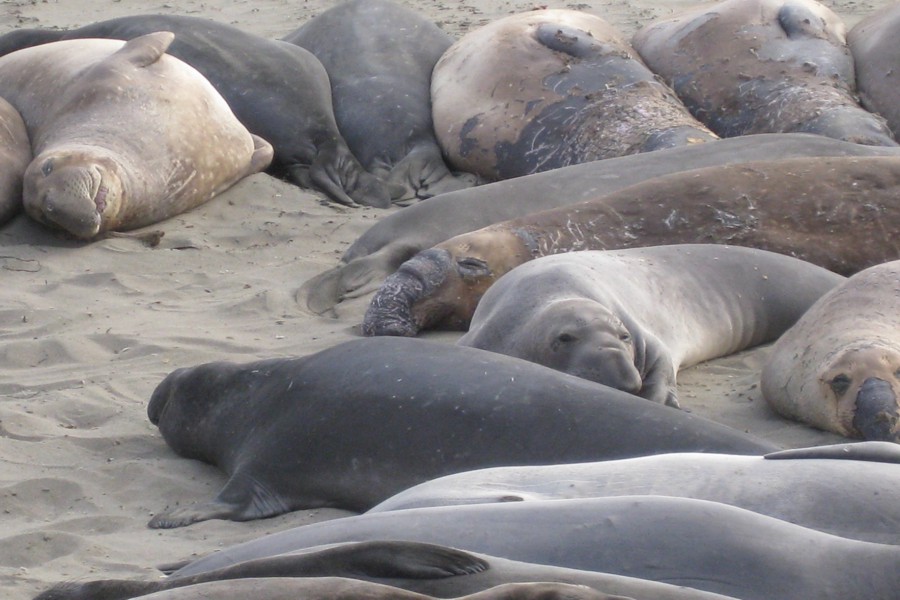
{"left": 369, "top": 445, "right": 900, "bottom": 544}
{"left": 0, "top": 33, "right": 273, "bottom": 239}
{"left": 300, "top": 133, "right": 900, "bottom": 316}
{"left": 0, "top": 15, "right": 393, "bottom": 208}
{"left": 35, "top": 541, "right": 739, "bottom": 600}
{"left": 146, "top": 337, "right": 774, "bottom": 528}
{"left": 283, "top": 0, "right": 476, "bottom": 202}
{"left": 361, "top": 156, "right": 900, "bottom": 337}
{"left": 458, "top": 245, "right": 843, "bottom": 406}
{"left": 632, "top": 0, "right": 896, "bottom": 145}
{"left": 38, "top": 578, "right": 622, "bottom": 600}
{"left": 172, "top": 496, "right": 900, "bottom": 600}
{"left": 762, "top": 260, "right": 900, "bottom": 442}
{"left": 0, "top": 96, "right": 29, "bottom": 226}
{"left": 848, "top": 4, "right": 900, "bottom": 138}
{"left": 431, "top": 10, "right": 717, "bottom": 181}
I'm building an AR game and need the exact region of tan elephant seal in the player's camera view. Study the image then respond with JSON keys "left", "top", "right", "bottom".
{"left": 431, "top": 9, "right": 717, "bottom": 181}
{"left": 0, "top": 32, "right": 273, "bottom": 239}
{"left": 848, "top": 4, "right": 900, "bottom": 139}
{"left": 632, "top": 0, "right": 896, "bottom": 146}
{"left": 0, "top": 96, "right": 29, "bottom": 226}
{"left": 458, "top": 245, "right": 843, "bottom": 407}
{"left": 761, "top": 260, "right": 900, "bottom": 442}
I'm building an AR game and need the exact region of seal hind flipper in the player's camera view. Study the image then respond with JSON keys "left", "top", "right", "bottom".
{"left": 535, "top": 23, "right": 604, "bottom": 59}
{"left": 764, "top": 441, "right": 900, "bottom": 463}
{"left": 112, "top": 31, "right": 175, "bottom": 68}
{"left": 778, "top": 2, "right": 831, "bottom": 40}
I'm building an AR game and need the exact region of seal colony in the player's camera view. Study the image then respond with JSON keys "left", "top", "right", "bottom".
{"left": 6, "top": 2, "right": 900, "bottom": 600}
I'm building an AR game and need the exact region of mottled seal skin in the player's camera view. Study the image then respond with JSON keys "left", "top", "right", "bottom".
{"left": 457, "top": 245, "right": 843, "bottom": 406}
{"left": 172, "top": 496, "right": 900, "bottom": 600}
{"left": 146, "top": 337, "right": 774, "bottom": 528}
{"left": 300, "top": 133, "right": 900, "bottom": 316}
{"left": 0, "top": 15, "right": 392, "bottom": 208}
{"left": 34, "top": 541, "right": 738, "bottom": 600}
{"left": 762, "top": 260, "right": 900, "bottom": 442}
{"left": 0, "top": 96, "right": 30, "bottom": 226}
{"left": 632, "top": 0, "right": 897, "bottom": 146}
{"left": 432, "top": 10, "right": 717, "bottom": 181}
{"left": 36, "top": 577, "right": 624, "bottom": 600}
{"left": 284, "top": 0, "right": 476, "bottom": 202}
{"left": 361, "top": 156, "right": 900, "bottom": 336}
{"left": 370, "top": 445, "right": 900, "bottom": 544}
{"left": 0, "top": 33, "right": 273, "bottom": 239}
{"left": 849, "top": 4, "right": 900, "bottom": 139}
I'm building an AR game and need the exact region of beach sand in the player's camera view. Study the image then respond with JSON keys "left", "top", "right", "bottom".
{"left": 0, "top": 0, "right": 882, "bottom": 597}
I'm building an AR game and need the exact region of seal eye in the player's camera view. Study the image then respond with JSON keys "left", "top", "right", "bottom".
{"left": 619, "top": 332, "right": 631, "bottom": 342}
{"left": 557, "top": 332, "right": 576, "bottom": 343}
{"left": 41, "top": 159, "right": 53, "bottom": 176}
{"left": 457, "top": 257, "right": 490, "bottom": 279}
{"left": 829, "top": 374, "right": 852, "bottom": 397}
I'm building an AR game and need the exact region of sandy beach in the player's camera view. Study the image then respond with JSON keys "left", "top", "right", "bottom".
{"left": 0, "top": 0, "right": 886, "bottom": 598}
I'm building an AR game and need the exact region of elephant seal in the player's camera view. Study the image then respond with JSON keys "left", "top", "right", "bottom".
{"left": 457, "top": 245, "right": 842, "bottom": 406}
{"left": 369, "top": 445, "right": 900, "bottom": 544}
{"left": 300, "top": 133, "right": 900, "bottom": 316}
{"left": 172, "top": 496, "right": 900, "bottom": 600}
{"left": 762, "top": 260, "right": 900, "bottom": 442}
{"left": 0, "top": 96, "right": 29, "bottom": 226}
{"left": 431, "top": 10, "right": 717, "bottom": 181}
{"left": 38, "top": 578, "right": 623, "bottom": 600}
{"left": 147, "top": 337, "right": 774, "bottom": 528}
{"left": 0, "top": 33, "right": 273, "bottom": 239}
{"left": 848, "top": 4, "right": 900, "bottom": 138}
{"left": 0, "top": 15, "right": 393, "bottom": 208}
{"left": 283, "top": 0, "right": 476, "bottom": 202}
{"left": 35, "top": 541, "right": 739, "bottom": 600}
{"left": 361, "top": 156, "right": 900, "bottom": 336}
{"left": 631, "top": 0, "right": 896, "bottom": 145}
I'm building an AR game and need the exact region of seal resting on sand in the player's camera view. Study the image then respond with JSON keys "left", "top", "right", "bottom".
{"left": 361, "top": 156, "right": 900, "bottom": 336}
{"left": 300, "top": 133, "right": 900, "bottom": 317}
{"left": 0, "top": 96, "right": 29, "bottom": 226}
{"left": 431, "top": 9, "right": 717, "bottom": 181}
{"left": 0, "top": 15, "right": 393, "bottom": 208}
{"left": 283, "top": 0, "right": 476, "bottom": 201}
{"left": 631, "top": 0, "right": 896, "bottom": 145}
{"left": 762, "top": 260, "right": 900, "bottom": 442}
{"left": 146, "top": 337, "right": 774, "bottom": 528}
{"left": 0, "top": 33, "right": 273, "bottom": 239}
{"left": 848, "top": 3, "right": 900, "bottom": 139}
{"left": 457, "top": 245, "right": 843, "bottom": 406}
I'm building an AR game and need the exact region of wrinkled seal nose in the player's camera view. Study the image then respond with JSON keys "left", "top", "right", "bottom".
{"left": 853, "top": 377, "right": 900, "bottom": 442}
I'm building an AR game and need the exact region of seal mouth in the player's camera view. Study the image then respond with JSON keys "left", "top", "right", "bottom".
{"left": 853, "top": 377, "right": 900, "bottom": 442}
{"left": 362, "top": 248, "right": 452, "bottom": 337}
{"left": 94, "top": 184, "right": 108, "bottom": 213}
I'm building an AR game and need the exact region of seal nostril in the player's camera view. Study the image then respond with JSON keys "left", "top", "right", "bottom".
{"left": 853, "top": 377, "right": 900, "bottom": 441}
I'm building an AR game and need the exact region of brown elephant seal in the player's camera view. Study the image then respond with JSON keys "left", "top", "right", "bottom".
{"left": 631, "top": 0, "right": 897, "bottom": 146}
{"left": 146, "top": 337, "right": 774, "bottom": 528}
{"left": 283, "top": 0, "right": 476, "bottom": 202}
{"left": 362, "top": 156, "right": 900, "bottom": 337}
{"left": 0, "top": 96, "right": 29, "bottom": 226}
{"left": 431, "top": 9, "right": 717, "bottom": 181}
{"left": 0, "top": 15, "right": 397, "bottom": 208}
{"left": 369, "top": 445, "right": 900, "bottom": 544}
{"left": 848, "top": 4, "right": 900, "bottom": 139}
{"left": 457, "top": 245, "right": 843, "bottom": 406}
{"left": 0, "top": 33, "right": 273, "bottom": 239}
{"left": 301, "top": 133, "right": 900, "bottom": 316}
{"left": 762, "top": 260, "right": 900, "bottom": 442}
{"left": 34, "top": 541, "right": 739, "bottom": 600}
{"left": 41, "top": 578, "right": 624, "bottom": 600}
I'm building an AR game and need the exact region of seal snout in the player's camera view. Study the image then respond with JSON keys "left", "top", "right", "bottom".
{"left": 853, "top": 377, "right": 900, "bottom": 442}
{"left": 362, "top": 248, "right": 452, "bottom": 337}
